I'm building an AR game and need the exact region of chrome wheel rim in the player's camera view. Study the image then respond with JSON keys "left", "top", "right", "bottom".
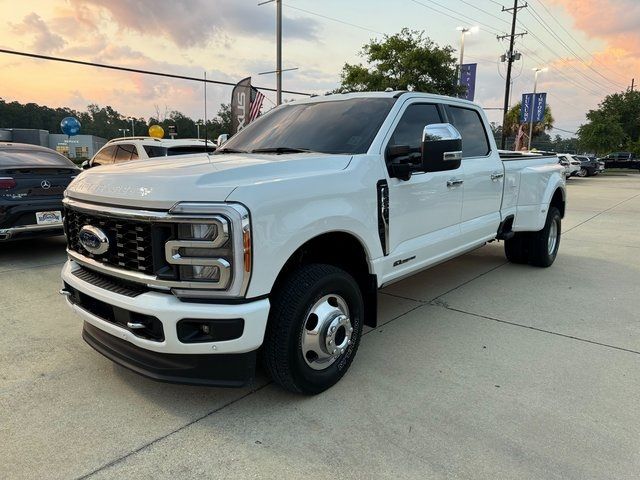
{"left": 548, "top": 219, "right": 558, "bottom": 255}
{"left": 301, "top": 294, "right": 353, "bottom": 371}
{"left": 578, "top": 168, "right": 587, "bottom": 177}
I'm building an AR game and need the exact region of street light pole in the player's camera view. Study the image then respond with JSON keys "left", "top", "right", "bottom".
{"left": 129, "top": 118, "right": 135, "bottom": 137}
{"left": 528, "top": 68, "right": 546, "bottom": 151}
{"left": 276, "top": 0, "right": 282, "bottom": 105}
{"left": 456, "top": 26, "right": 478, "bottom": 86}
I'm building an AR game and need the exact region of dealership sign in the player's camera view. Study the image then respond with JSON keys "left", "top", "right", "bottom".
{"left": 521, "top": 92, "right": 547, "bottom": 123}
{"left": 460, "top": 63, "right": 477, "bottom": 101}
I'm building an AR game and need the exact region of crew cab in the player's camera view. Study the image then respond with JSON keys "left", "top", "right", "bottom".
{"left": 84, "top": 137, "right": 216, "bottom": 169}
{"left": 60, "top": 92, "right": 566, "bottom": 394}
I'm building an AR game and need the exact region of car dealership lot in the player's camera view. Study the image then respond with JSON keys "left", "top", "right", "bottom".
{"left": 2, "top": 174, "right": 639, "bottom": 480}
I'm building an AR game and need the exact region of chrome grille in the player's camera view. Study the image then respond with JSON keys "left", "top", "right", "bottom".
{"left": 65, "top": 208, "right": 154, "bottom": 274}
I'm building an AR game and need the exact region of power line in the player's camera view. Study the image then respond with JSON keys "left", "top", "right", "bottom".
{"left": 524, "top": 5, "right": 625, "bottom": 90}
{"left": 283, "top": 4, "right": 385, "bottom": 35}
{"left": 408, "top": 0, "right": 505, "bottom": 36}
{"left": 531, "top": 0, "right": 628, "bottom": 80}
{"left": 0, "top": 48, "right": 312, "bottom": 96}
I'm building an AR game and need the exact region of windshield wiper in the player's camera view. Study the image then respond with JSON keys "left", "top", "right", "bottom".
{"left": 250, "top": 147, "right": 315, "bottom": 154}
{"left": 215, "top": 148, "right": 248, "bottom": 154}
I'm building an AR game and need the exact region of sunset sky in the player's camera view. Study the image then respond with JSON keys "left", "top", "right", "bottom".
{"left": 0, "top": 0, "right": 636, "bottom": 136}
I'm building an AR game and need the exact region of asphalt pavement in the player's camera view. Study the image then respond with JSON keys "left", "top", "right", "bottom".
{"left": 1, "top": 173, "right": 639, "bottom": 479}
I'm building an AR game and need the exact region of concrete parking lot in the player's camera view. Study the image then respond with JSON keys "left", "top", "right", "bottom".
{"left": 2, "top": 173, "right": 639, "bottom": 479}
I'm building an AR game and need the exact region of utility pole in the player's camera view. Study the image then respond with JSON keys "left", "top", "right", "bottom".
{"left": 498, "top": 0, "right": 527, "bottom": 150}
{"left": 631, "top": 78, "right": 635, "bottom": 92}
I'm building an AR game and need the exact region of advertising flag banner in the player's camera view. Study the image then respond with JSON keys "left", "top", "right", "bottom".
{"left": 460, "top": 63, "right": 477, "bottom": 101}
{"left": 533, "top": 93, "right": 547, "bottom": 123}
{"left": 521, "top": 92, "right": 547, "bottom": 124}
{"left": 231, "top": 77, "right": 252, "bottom": 135}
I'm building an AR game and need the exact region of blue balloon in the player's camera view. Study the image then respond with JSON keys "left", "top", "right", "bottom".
{"left": 60, "top": 117, "right": 81, "bottom": 136}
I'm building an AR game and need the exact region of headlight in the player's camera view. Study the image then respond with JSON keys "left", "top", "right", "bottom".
{"left": 166, "top": 203, "right": 251, "bottom": 299}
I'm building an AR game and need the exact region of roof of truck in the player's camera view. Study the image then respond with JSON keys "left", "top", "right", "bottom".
{"left": 294, "top": 90, "right": 478, "bottom": 107}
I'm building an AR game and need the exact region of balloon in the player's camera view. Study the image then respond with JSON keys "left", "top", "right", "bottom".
{"left": 148, "top": 125, "right": 164, "bottom": 139}
{"left": 60, "top": 117, "right": 81, "bottom": 136}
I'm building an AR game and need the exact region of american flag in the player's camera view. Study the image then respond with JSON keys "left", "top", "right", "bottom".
{"left": 249, "top": 89, "right": 265, "bottom": 122}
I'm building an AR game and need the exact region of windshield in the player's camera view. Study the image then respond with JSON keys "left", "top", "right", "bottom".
{"left": 0, "top": 148, "right": 77, "bottom": 168}
{"left": 217, "top": 97, "right": 396, "bottom": 155}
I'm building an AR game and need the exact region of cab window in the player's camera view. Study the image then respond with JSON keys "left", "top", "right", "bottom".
{"left": 447, "top": 106, "right": 490, "bottom": 158}
{"left": 91, "top": 146, "right": 117, "bottom": 166}
{"left": 114, "top": 144, "right": 139, "bottom": 163}
{"left": 388, "top": 103, "right": 441, "bottom": 156}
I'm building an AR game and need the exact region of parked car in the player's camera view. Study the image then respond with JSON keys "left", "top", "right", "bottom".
{"left": 599, "top": 152, "right": 640, "bottom": 170}
{"left": 557, "top": 154, "right": 581, "bottom": 177}
{"left": 83, "top": 137, "right": 217, "bottom": 169}
{"left": 0, "top": 142, "right": 78, "bottom": 241}
{"left": 574, "top": 155, "right": 602, "bottom": 177}
{"left": 60, "top": 91, "right": 566, "bottom": 394}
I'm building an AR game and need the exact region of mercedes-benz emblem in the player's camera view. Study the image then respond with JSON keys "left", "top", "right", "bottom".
{"left": 41, "top": 180, "right": 51, "bottom": 189}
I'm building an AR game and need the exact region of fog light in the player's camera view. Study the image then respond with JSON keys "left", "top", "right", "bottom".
{"left": 179, "top": 265, "right": 221, "bottom": 281}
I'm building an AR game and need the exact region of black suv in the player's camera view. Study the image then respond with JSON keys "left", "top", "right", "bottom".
{"left": 0, "top": 142, "right": 79, "bottom": 241}
{"left": 599, "top": 152, "right": 640, "bottom": 170}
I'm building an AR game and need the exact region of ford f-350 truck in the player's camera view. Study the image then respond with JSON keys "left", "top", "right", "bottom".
{"left": 60, "top": 91, "right": 566, "bottom": 394}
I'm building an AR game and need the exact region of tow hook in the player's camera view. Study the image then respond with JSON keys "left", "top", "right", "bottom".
{"left": 59, "top": 289, "right": 72, "bottom": 297}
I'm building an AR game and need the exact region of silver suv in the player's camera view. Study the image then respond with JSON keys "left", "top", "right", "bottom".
{"left": 83, "top": 137, "right": 216, "bottom": 169}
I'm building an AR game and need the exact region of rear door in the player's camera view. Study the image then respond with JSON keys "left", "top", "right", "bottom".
{"left": 114, "top": 144, "right": 139, "bottom": 163}
{"left": 446, "top": 105, "right": 503, "bottom": 242}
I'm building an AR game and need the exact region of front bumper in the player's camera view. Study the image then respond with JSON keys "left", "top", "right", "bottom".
{"left": 0, "top": 223, "right": 63, "bottom": 241}
{"left": 61, "top": 260, "right": 270, "bottom": 386}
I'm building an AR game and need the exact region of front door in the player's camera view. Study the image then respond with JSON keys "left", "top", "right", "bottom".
{"left": 383, "top": 101, "right": 465, "bottom": 282}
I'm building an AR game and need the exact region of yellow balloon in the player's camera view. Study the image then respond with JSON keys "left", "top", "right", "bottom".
{"left": 148, "top": 125, "right": 164, "bottom": 139}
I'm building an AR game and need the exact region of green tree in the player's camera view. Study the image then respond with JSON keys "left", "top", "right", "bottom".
{"left": 338, "top": 29, "right": 463, "bottom": 96}
{"left": 577, "top": 90, "right": 640, "bottom": 155}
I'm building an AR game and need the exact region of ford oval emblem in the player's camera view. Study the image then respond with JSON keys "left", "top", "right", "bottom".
{"left": 79, "top": 225, "right": 109, "bottom": 255}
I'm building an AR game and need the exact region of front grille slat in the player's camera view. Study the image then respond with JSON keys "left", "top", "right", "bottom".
{"left": 64, "top": 208, "right": 155, "bottom": 275}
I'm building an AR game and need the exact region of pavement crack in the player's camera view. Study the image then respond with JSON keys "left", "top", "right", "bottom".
{"left": 434, "top": 303, "right": 640, "bottom": 356}
{"left": 75, "top": 383, "right": 271, "bottom": 480}
{"left": 564, "top": 191, "right": 640, "bottom": 234}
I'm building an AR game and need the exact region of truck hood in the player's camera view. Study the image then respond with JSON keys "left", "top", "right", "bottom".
{"left": 66, "top": 152, "right": 352, "bottom": 209}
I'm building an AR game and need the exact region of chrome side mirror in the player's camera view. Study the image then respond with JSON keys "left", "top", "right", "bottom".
{"left": 421, "top": 123, "right": 463, "bottom": 172}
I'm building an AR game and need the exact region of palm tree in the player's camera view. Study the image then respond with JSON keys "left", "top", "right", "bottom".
{"left": 503, "top": 102, "right": 555, "bottom": 149}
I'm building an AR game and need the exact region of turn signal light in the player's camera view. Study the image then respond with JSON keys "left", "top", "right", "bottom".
{"left": 243, "top": 226, "right": 252, "bottom": 273}
{"left": 0, "top": 177, "right": 16, "bottom": 189}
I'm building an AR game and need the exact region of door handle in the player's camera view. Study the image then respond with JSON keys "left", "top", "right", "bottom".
{"left": 490, "top": 172, "right": 504, "bottom": 181}
{"left": 447, "top": 178, "right": 464, "bottom": 187}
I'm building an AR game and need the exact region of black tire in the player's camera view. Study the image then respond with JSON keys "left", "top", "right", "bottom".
{"left": 262, "top": 264, "right": 364, "bottom": 394}
{"left": 504, "top": 232, "right": 530, "bottom": 264}
{"left": 528, "top": 207, "right": 561, "bottom": 267}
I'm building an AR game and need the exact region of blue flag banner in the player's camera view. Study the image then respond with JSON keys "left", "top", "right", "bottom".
{"left": 521, "top": 92, "right": 547, "bottom": 123}
{"left": 460, "top": 63, "right": 477, "bottom": 101}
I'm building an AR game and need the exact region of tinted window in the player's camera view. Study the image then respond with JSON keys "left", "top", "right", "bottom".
{"left": 114, "top": 144, "right": 138, "bottom": 163}
{"left": 448, "top": 106, "right": 490, "bottom": 158}
{"left": 167, "top": 146, "right": 216, "bottom": 156}
{"left": 92, "top": 146, "right": 117, "bottom": 166}
{"left": 143, "top": 145, "right": 167, "bottom": 158}
{"left": 218, "top": 98, "right": 396, "bottom": 155}
{"left": 0, "top": 148, "right": 76, "bottom": 167}
{"left": 388, "top": 103, "right": 441, "bottom": 152}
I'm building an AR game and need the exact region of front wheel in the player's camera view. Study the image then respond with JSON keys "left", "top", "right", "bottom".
{"left": 528, "top": 207, "right": 561, "bottom": 267}
{"left": 262, "top": 264, "right": 364, "bottom": 394}
{"left": 577, "top": 167, "right": 588, "bottom": 177}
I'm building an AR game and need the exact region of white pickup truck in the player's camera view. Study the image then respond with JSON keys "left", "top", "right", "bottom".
{"left": 60, "top": 92, "right": 566, "bottom": 394}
